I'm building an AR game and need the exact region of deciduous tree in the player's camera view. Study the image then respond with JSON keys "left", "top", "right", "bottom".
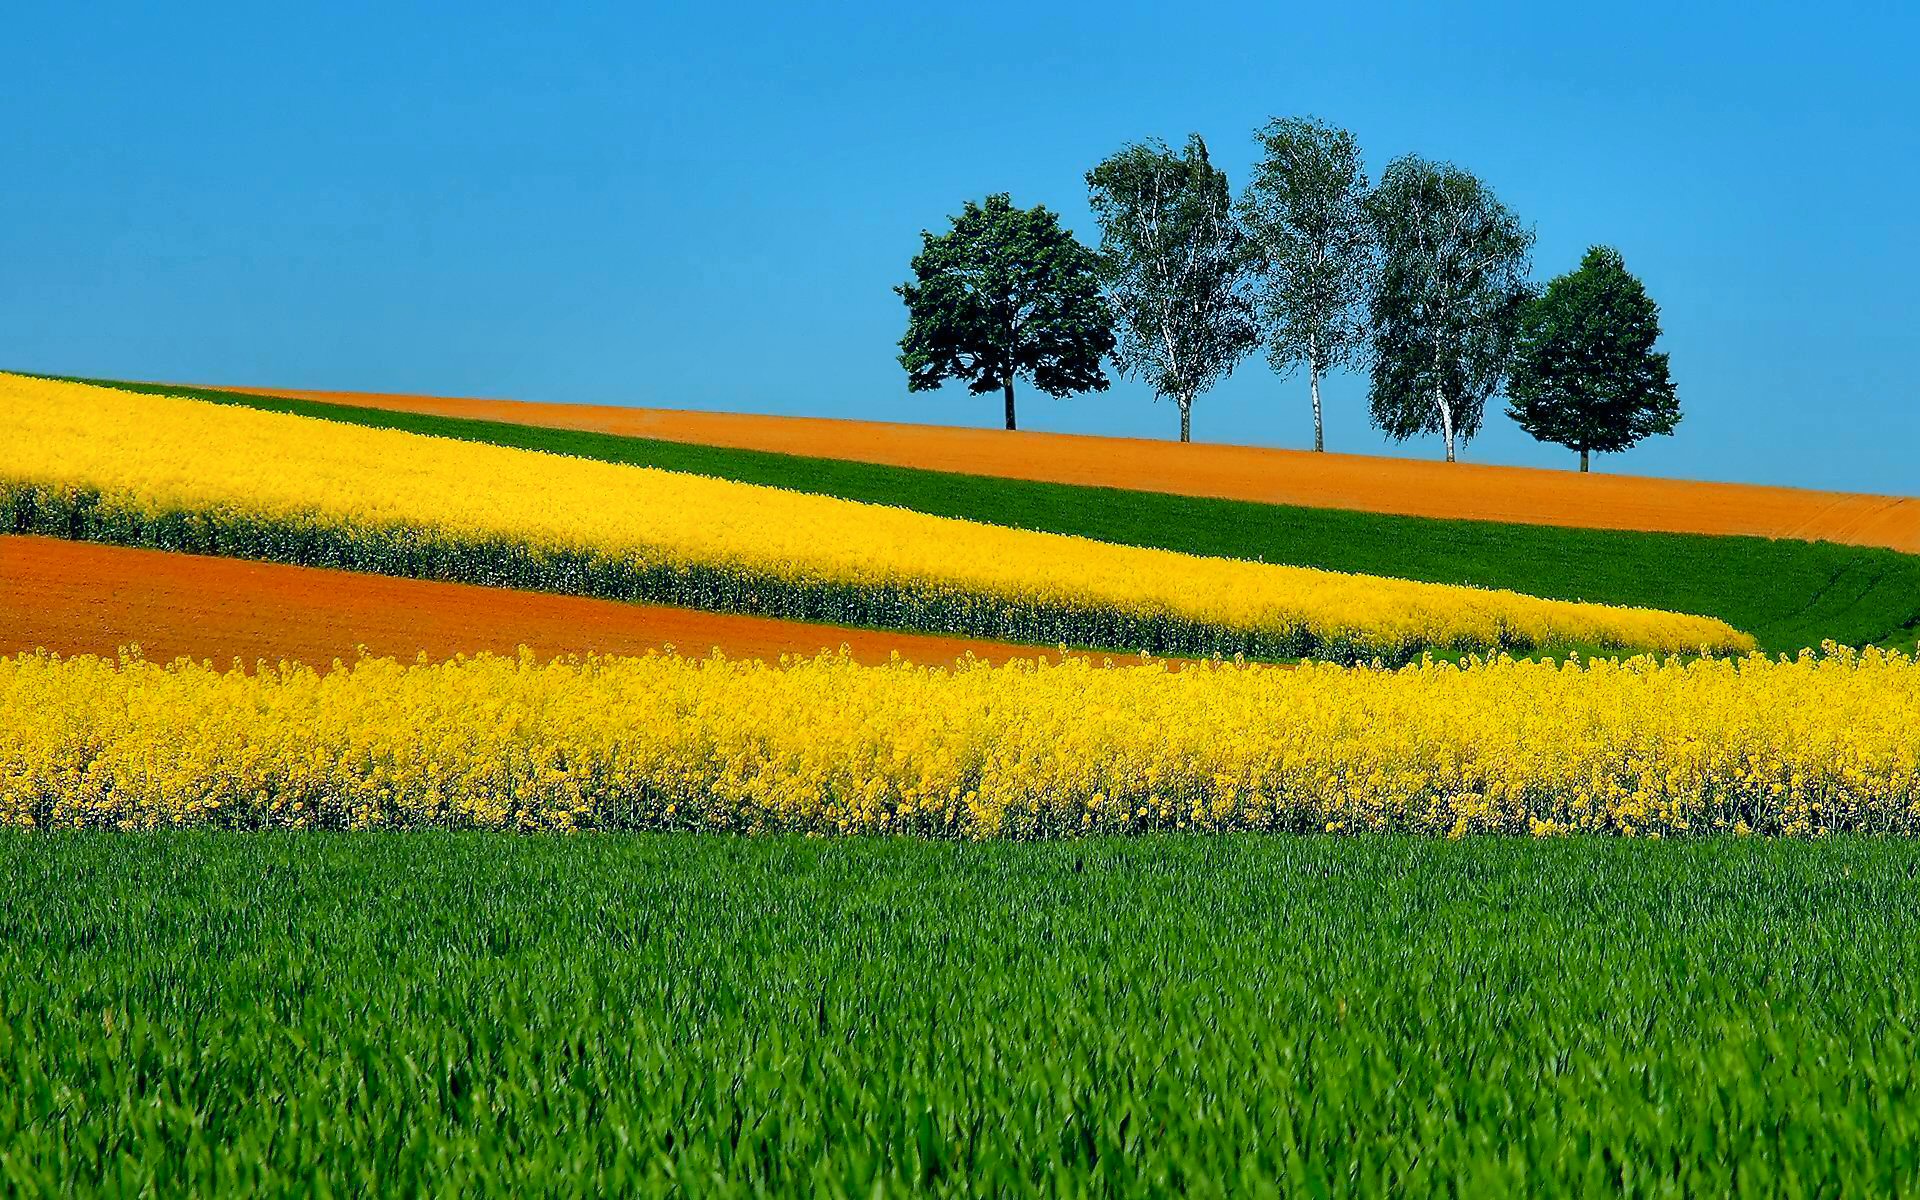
{"left": 1087, "top": 135, "right": 1258, "bottom": 443}
{"left": 1366, "top": 157, "right": 1533, "bottom": 462}
{"left": 1507, "top": 246, "right": 1680, "bottom": 472}
{"left": 896, "top": 194, "right": 1114, "bottom": 431}
{"left": 1239, "top": 116, "right": 1373, "bottom": 452}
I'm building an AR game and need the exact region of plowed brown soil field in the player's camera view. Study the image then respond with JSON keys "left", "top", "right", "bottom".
{"left": 208, "top": 382, "right": 1920, "bottom": 553}
{"left": 1, "top": 537, "right": 1148, "bottom": 671}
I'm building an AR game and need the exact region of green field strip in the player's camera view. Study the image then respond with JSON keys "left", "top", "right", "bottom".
{"left": 5, "top": 831, "right": 1919, "bottom": 1193}
{"left": 38, "top": 373, "right": 1920, "bottom": 654}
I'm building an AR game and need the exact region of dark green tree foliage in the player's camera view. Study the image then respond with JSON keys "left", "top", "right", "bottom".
{"left": 1507, "top": 246, "right": 1680, "bottom": 472}
{"left": 1366, "top": 157, "right": 1533, "bottom": 462}
{"left": 896, "top": 194, "right": 1113, "bottom": 431}
{"left": 1239, "top": 116, "right": 1373, "bottom": 452}
{"left": 1087, "top": 135, "right": 1258, "bottom": 443}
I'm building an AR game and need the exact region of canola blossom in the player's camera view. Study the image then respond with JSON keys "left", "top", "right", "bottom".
{"left": 0, "top": 374, "right": 1750, "bottom": 660}
{"left": 6, "top": 645, "right": 1915, "bottom": 837}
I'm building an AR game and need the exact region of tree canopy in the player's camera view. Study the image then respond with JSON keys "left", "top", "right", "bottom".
{"left": 1365, "top": 157, "right": 1533, "bottom": 462}
{"left": 893, "top": 130, "right": 1687, "bottom": 474}
{"left": 896, "top": 194, "right": 1113, "bottom": 431}
{"left": 1087, "top": 135, "right": 1257, "bottom": 443}
{"left": 1239, "top": 116, "right": 1373, "bottom": 452}
{"left": 1507, "top": 246, "right": 1680, "bottom": 471}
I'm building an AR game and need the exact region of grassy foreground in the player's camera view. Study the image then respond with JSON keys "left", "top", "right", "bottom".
{"left": 48, "top": 377, "right": 1920, "bottom": 654}
{"left": 3, "top": 833, "right": 1917, "bottom": 1197}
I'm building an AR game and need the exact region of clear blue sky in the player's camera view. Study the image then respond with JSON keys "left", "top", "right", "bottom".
{"left": 6, "top": 2, "right": 1915, "bottom": 493}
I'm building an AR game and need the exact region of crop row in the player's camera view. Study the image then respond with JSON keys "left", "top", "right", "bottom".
{"left": 7, "top": 644, "right": 1915, "bottom": 836}
{"left": 0, "top": 374, "right": 1750, "bottom": 660}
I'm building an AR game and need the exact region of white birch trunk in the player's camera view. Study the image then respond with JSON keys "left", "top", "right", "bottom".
{"left": 1310, "top": 366, "right": 1324, "bottom": 453}
{"left": 1308, "top": 332, "right": 1324, "bottom": 452}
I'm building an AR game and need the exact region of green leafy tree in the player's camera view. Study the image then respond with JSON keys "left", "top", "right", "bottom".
{"left": 896, "top": 194, "right": 1113, "bottom": 431}
{"left": 1366, "top": 156, "right": 1533, "bottom": 462}
{"left": 1239, "top": 116, "right": 1373, "bottom": 452}
{"left": 1087, "top": 135, "right": 1258, "bottom": 443}
{"left": 1507, "top": 246, "right": 1680, "bottom": 472}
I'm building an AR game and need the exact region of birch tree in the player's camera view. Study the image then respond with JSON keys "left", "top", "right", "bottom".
{"left": 1239, "top": 116, "right": 1373, "bottom": 452}
{"left": 1365, "top": 156, "right": 1532, "bottom": 462}
{"left": 1086, "top": 135, "right": 1258, "bottom": 443}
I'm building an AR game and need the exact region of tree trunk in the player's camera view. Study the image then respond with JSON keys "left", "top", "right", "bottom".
{"left": 1310, "top": 363, "right": 1324, "bottom": 453}
{"left": 1437, "top": 387, "right": 1456, "bottom": 463}
{"left": 1579, "top": 447, "right": 1590, "bottom": 473}
{"left": 1179, "top": 399, "right": 1192, "bottom": 444}
{"left": 1003, "top": 378, "right": 1016, "bottom": 431}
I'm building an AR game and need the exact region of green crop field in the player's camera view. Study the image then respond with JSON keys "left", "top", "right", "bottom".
{"left": 56, "top": 376, "right": 1920, "bottom": 655}
{"left": 4, "top": 832, "right": 1918, "bottom": 1197}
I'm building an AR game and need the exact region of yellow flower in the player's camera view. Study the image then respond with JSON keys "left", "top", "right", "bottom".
{"left": 3, "top": 643, "right": 1912, "bottom": 837}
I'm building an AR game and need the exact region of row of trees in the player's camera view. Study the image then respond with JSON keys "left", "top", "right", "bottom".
{"left": 896, "top": 118, "right": 1679, "bottom": 468}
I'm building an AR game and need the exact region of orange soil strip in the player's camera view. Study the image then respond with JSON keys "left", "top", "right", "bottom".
{"left": 0, "top": 536, "right": 1175, "bottom": 672}
{"left": 207, "top": 382, "right": 1920, "bottom": 554}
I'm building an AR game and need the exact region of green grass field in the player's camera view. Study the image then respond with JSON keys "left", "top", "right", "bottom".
{"left": 4, "top": 832, "right": 1917, "bottom": 1197}
{"left": 60, "top": 376, "right": 1920, "bottom": 655}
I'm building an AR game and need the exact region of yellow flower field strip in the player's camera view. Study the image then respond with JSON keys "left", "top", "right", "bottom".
{"left": 0, "top": 373, "right": 1752, "bottom": 659}
{"left": 5, "top": 646, "right": 1914, "bottom": 836}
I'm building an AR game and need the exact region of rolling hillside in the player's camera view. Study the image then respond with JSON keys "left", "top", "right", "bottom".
{"left": 5, "top": 375, "right": 1739, "bottom": 662}
{"left": 203, "top": 381, "right": 1920, "bottom": 552}
{"left": 72, "top": 375, "right": 1920, "bottom": 655}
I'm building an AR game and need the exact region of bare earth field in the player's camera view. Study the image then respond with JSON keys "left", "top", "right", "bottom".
{"left": 0, "top": 536, "right": 1108, "bottom": 670}
{"left": 206, "top": 382, "right": 1920, "bottom": 553}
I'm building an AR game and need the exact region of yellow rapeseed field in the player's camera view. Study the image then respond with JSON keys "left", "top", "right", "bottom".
{"left": 5, "top": 646, "right": 1914, "bottom": 836}
{"left": 0, "top": 373, "right": 1750, "bottom": 659}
